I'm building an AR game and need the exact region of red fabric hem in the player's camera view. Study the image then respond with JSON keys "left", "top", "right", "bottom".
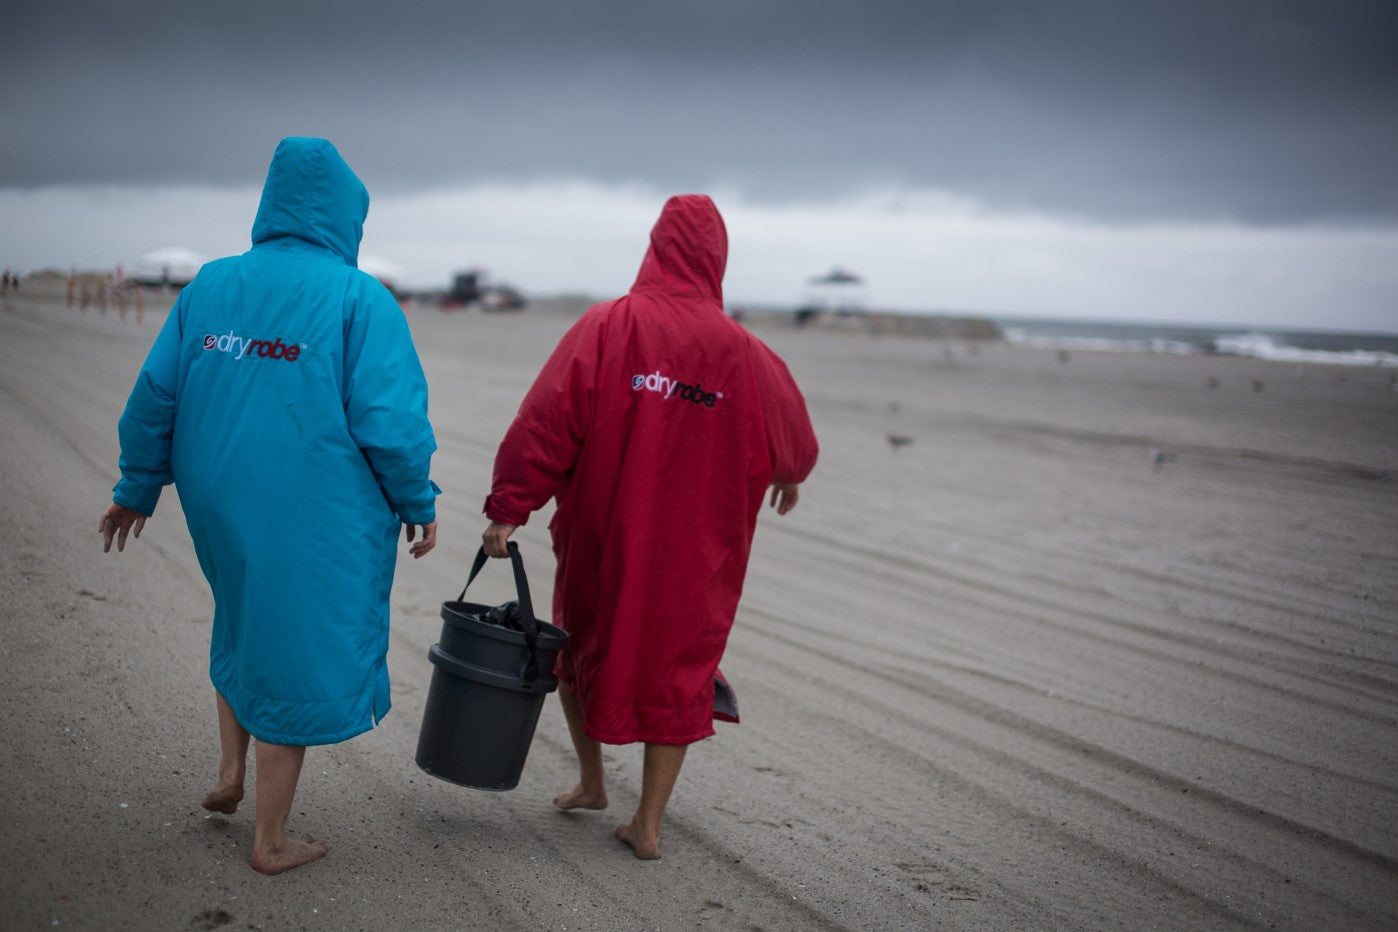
{"left": 581, "top": 722, "right": 717, "bottom": 747}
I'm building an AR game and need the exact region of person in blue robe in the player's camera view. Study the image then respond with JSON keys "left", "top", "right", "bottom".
{"left": 98, "top": 137, "right": 440, "bottom": 875}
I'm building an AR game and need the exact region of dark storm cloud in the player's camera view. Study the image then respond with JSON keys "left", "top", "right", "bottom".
{"left": 3, "top": 0, "right": 1395, "bottom": 223}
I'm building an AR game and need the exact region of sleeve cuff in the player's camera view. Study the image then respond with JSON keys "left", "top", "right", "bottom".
{"left": 396, "top": 479, "right": 441, "bottom": 525}
{"left": 482, "top": 495, "right": 528, "bottom": 528}
{"left": 112, "top": 481, "right": 159, "bottom": 517}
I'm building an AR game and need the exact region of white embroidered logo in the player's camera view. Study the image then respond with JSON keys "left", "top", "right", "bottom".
{"left": 630, "top": 370, "right": 723, "bottom": 408}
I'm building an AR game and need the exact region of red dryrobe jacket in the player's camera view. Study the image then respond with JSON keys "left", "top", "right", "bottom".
{"left": 485, "top": 195, "right": 819, "bottom": 745}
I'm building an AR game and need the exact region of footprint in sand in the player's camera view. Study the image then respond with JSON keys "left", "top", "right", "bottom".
{"left": 896, "top": 860, "right": 981, "bottom": 900}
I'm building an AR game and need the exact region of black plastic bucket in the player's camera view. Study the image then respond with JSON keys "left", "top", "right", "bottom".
{"left": 415, "top": 543, "right": 568, "bottom": 790}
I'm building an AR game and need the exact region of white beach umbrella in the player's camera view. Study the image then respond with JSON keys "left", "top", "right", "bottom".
{"left": 358, "top": 253, "right": 405, "bottom": 289}
{"left": 132, "top": 247, "right": 210, "bottom": 286}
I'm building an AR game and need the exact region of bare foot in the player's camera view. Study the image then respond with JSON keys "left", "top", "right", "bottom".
{"left": 249, "top": 837, "right": 328, "bottom": 876}
{"left": 200, "top": 779, "right": 244, "bottom": 815}
{"left": 615, "top": 821, "right": 660, "bottom": 860}
{"left": 553, "top": 784, "right": 608, "bottom": 811}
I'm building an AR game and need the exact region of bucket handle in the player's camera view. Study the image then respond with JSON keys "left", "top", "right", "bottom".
{"left": 458, "top": 542, "right": 541, "bottom": 683}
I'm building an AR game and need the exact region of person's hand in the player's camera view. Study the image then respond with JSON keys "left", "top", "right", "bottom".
{"left": 98, "top": 503, "right": 148, "bottom": 553}
{"left": 405, "top": 521, "right": 437, "bottom": 559}
{"left": 768, "top": 483, "right": 800, "bottom": 516}
{"left": 482, "top": 521, "right": 516, "bottom": 558}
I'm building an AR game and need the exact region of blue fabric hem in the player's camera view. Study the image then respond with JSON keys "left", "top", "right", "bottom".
{"left": 212, "top": 667, "right": 391, "bottom": 748}
{"left": 247, "top": 712, "right": 383, "bottom": 748}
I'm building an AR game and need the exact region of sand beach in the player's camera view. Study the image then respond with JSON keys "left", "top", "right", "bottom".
{"left": 1, "top": 281, "right": 1395, "bottom": 930}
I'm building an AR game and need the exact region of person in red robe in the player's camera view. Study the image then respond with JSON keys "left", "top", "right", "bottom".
{"left": 481, "top": 194, "right": 818, "bottom": 859}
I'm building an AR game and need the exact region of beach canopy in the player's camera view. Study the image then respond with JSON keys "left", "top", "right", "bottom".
{"left": 803, "top": 266, "right": 867, "bottom": 314}
{"left": 809, "top": 267, "right": 863, "bottom": 285}
{"left": 132, "top": 247, "right": 210, "bottom": 285}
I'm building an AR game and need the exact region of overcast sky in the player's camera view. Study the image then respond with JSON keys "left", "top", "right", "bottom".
{"left": 3, "top": 0, "right": 1395, "bottom": 329}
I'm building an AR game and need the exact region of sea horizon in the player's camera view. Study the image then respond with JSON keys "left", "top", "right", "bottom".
{"left": 726, "top": 298, "right": 1398, "bottom": 367}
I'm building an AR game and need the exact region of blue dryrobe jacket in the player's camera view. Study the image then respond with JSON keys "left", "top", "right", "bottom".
{"left": 113, "top": 137, "right": 439, "bottom": 745}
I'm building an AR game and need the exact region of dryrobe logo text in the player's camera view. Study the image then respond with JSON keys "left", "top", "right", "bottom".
{"left": 631, "top": 370, "right": 723, "bottom": 408}
{"left": 203, "top": 331, "right": 305, "bottom": 362}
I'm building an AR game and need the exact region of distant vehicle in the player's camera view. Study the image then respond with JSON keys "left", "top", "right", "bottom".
{"left": 441, "top": 270, "right": 525, "bottom": 311}
{"left": 479, "top": 283, "right": 525, "bottom": 310}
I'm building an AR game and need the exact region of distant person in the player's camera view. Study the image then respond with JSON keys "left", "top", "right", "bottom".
{"left": 98, "top": 137, "right": 440, "bottom": 875}
{"left": 482, "top": 194, "right": 818, "bottom": 860}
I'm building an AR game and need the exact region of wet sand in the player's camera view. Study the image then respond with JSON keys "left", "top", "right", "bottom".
{"left": 1, "top": 283, "right": 1395, "bottom": 930}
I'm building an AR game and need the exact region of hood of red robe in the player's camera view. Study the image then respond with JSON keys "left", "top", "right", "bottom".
{"left": 631, "top": 194, "right": 728, "bottom": 305}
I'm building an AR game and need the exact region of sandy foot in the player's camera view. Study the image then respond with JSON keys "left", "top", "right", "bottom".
{"left": 249, "top": 837, "right": 328, "bottom": 876}
{"left": 553, "top": 785, "right": 608, "bottom": 811}
{"left": 200, "top": 780, "right": 244, "bottom": 815}
{"left": 615, "top": 822, "right": 660, "bottom": 860}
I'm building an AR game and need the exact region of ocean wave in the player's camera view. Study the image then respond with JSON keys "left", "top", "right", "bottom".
{"left": 1001, "top": 325, "right": 1398, "bottom": 368}
{"left": 1212, "top": 332, "right": 1398, "bottom": 368}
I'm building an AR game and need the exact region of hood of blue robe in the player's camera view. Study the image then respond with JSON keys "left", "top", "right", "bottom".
{"left": 250, "top": 137, "right": 368, "bottom": 268}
